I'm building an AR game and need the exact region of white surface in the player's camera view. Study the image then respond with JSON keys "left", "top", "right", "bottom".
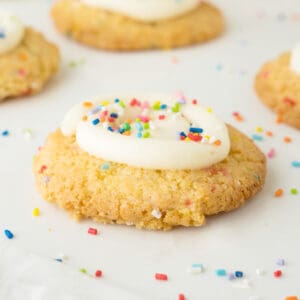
{"left": 0, "top": 0, "right": 300, "bottom": 299}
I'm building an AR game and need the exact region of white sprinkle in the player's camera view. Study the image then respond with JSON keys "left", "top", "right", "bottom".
{"left": 188, "top": 264, "right": 203, "bottom": 274}
{"left": 151, "top": 209, "right": 162, "bottom": 219}
{"left": 21, "top": 128, "right": 33, "bottom": 139}
{"left": 256, "top": 269, "right": 265, "bottom": 276}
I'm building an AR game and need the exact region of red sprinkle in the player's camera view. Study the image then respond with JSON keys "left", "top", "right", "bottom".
{"left": 178, "top": 294, "right": 186, "bottom": 300}
{"left": 158, "top": 115, "right": 166, "bottom": 120}
{"left": 155, "top": 273, "right": 168, "bottom": 281}
{"left": 284, "top": 97, "right": 296, "bottom": 107}
{"left": 88, "top": 227, "right": 98, "bottom": 235}
{"left": 274, "top": 270, "right": 282, "bottom": 278}
{"left": 192, "top": 99, "right": 198, "bottom": 105}
{"left": 108, "top": 117, "right": 115, "bottom": 123}
{"left": 39, "top": 165, "right": 47, "bottom": 174}
{"left": 188, "top": 133, "right": 202, "bottom": 142}
{"left": 95, "top": 270, "right": 102, "bottom": 277}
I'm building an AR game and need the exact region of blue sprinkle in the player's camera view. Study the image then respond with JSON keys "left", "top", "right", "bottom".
{"left": 137, "top": 132, "right": 142, "bottom": 138}
{"left": 114, "top": 98, "right": 120, "bottom": 103}
{"left": 90, "top": 107, "right": 101, "bottom": 114}
{"left": 276, "top": 258, "right": 285, "bottom": 266}
{"left": 180, "top": 131, "right": 187, "bottom": 137}
{"left": 192, "top": 263, "right": 203, "bottom": 268}
{"left": 135, "top": 123, "right": 143, "bottom": 131}
{"left": 0, "top": 30, "right": 5, "bottom": 39}
{"left": 228, "top": 273, "right": 235, "bottom": 281}
{"left": 291, "top": 161, "right": 300, "bottom": 168}
{"left": 215, "top": 269, "right": 226, "bottom": 276}
{"left": 160, "top": 104, "right": 167, "bottom": 110}
{"left": 118, "top": 128, "right": 125, "bottom": 134}
{"left": 107, "top": 126, "right": 114, "bottom": 132}
{"left": 92, "top": 119, "right": 100, "bottom": 125}
{"left": 1, "top": 130, "right": 9, "bottom": 137}
{"left": 101, "top": 162, "right": 110, "bottom": 171}
{"left": 235, "top": 271, "right": 243, "bottom": 278}
{"left": 252, "top": 134, "right": 264, "bottom": 141}
{"left": 110, "top": 112, "right": 118, "bottom": 118}
{"left": 4, "top": 229, "right": 13, "bottom": 239}
{"left": 54, "top": 258, "right": 63, "bottom": 263}
{"left": 190, "top": 127, "right": 203, "bottom": 133}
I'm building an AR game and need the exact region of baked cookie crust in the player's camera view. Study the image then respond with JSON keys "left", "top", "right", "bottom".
{"left": 255, "top": 52, "right": 300, "bottom": 129}
{"left": 51, "top": 0, "right": 224, "bottom": 51}
{"left": 0, "top": 27, "right": 60, "bottom": 102}
{"left": 33, "top": 125, "right": 266, "bottom": 230}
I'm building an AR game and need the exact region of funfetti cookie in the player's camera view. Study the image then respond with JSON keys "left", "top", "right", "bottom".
{"left": 33, "top": 94, "right": 266, "bottom": 230}
{"left": 255, "top": 44, "right": 300, "bottom": 129}
{"left": 0, "top": 10, "right": 60, "bottom": 102}
{"left": 51, "top": 0, "right": 224, "bottom": 51}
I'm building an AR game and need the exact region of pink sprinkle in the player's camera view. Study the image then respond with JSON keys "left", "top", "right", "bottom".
{"left": 267, "top": 148, "right": 276, "bottom": 159}
{"left": 142, "top": 101, "right": 149, "bottom": 109}
{"left": 88, "top": 227, "right": 98, "bottom": 235}
{"left": 139, "top": 115, "right": 150, "bottom": 123}
{"left": 262, "top": 71, "right": 269, "bottom": 78}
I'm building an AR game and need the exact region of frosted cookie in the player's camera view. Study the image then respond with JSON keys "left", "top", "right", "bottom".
{"left": 51, "top": 0, "right": 224, "bottom": 51}
{"left": 0, "top": 10, "right": 60, "bottom": 102}
{"left": 33, "top": 94, "right": 266, "bottom": 230}
{"left": 255, "top": 44, "right": 300, "bottom": 129}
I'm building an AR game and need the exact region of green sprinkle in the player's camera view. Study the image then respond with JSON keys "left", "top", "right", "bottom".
{"left": 123, "top": 122, "right": 131, "bottom": 131}
{"left": 172, "top": 102, "right": 180, "bottom": 113}
{"left": 290, "top": 188, "right": 298, "bottom": 195}
{"left": 143, "top": 123, "right": 150, "bottom": 130}
{"left": 135, "top": 118, "right": 141, "bottom": 123}
{"left": 80, "top": 268, "right": 87, "bottom": 274}
{"left": 152, "top": 101, "right": 161, "bottom": 110}
{"left": 143, "top": 132, "right": 150, "bottom": 138}
{"left": 119, "top": 101, "right": 126, "bottom": 108}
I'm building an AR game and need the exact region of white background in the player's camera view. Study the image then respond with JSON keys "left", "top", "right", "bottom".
{"left": 0, "top": 0, "right": 300, "bottom": 299}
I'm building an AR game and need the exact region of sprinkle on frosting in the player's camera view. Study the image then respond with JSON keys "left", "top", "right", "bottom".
{"left": 61, "top": 94, "right": 230, "bottom": 170}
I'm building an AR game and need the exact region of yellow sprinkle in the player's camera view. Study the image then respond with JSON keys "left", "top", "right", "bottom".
{"left": 32, "top": 208, "right": 40, "bottom": 217}
{"left": 101, "top": 101, "right": 109, "bottom": 106}
{"left": 256, "top": 127, "right": 263, "bottom": 133}
{"left": 135, "top": 118, "right": 141, "bottom": 123}
{"left": 204, "top": 135, "right": 210, "bottom": 139}
{"left": 207, "top": 107, "right": 212, "bottom": 113}
{"left": 185, "top": 137, "right": 191, "bottom": 141}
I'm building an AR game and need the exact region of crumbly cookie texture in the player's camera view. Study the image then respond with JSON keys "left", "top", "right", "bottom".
{"left": 51, "top": 0, "right": 224, "bottom": 51}
{"left": 33, "top": 125, "right": 266, "bottom": 230}
{"left": 0, "top": 27, "right": 60, "bottom": 102}
{"left": 255, "top": 52, "right": 300, "bottom": 129}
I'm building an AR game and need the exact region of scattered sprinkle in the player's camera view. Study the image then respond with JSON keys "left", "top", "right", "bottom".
{"left": 215, "top": 269, "right": 226, "bottom": 276}
{"left": 284, "top": 136, "right": 292, "bottom": 143}
{"left": 1, "top": 130, "right": 9, "bottom": 137}
{"left": 228, "top": 273, "right": 235, "bottom": 281}
{"left": 54, "top": 258, "right": 63, "bottom": 263}
{"left": 291, "top": 161, "right": 300, "bottom": 168}
{"left": 88, "top": 227, "right": 98, "bottom": 235}
{"left": 178, "top": 294, "right": 186, "bottom": 300}
{"left": 285, "top": 297, "right": 298, "bottom": 300}
{"left": 4, "top": 229, "right": 14, "bottom": 239}
{"left": 188, "top": 263, "right": 203, "bottom": 274}
{"left": 80, "top": 268, "right": 87, "bottom": 274}
{"left": 32, "top": 208, "right": 40, "bottom": 217}
{"left": 276, "top": 258, "right": 285, "bottom": 266}
{"left": 155, "top": 273, "right": 168, "bottom": 281}
{"left": 267, "top": 148, "right": 276, "bottom": 159}
{"left": 235, "top": 271, "right": 243, "bottom": 278}
{"left": 274, "top": 188, "right": 284, "bottom": 197}
{"left": 256, "top": 269, "right": 265, "bottom": 276}
{"left": 252, "top": 134, "right": 263, "bottom": 141}
{"left": 273, "top": 270, "right": 282, "bottom": 278}
{"left": 290, "top": 188, "right": 298, "bottom": 195}
{"left": 95, "top": 270, "right": 102, "bottom": 277}
{"left": 232, "top": 112, "right": 244, "bottom": 122}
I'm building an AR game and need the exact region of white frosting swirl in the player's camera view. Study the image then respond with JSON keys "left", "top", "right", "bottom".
{"left": 290, "top": 42, "right": 300, "bottom": 75}
{"left": 81, "top": 0, "right": 200, "bottom": 21}
{"left": 0, "top": 10, "right": 24, "bottom": 55}
{"left": 61, "top": 94, "right": 230, "bottom": 170}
